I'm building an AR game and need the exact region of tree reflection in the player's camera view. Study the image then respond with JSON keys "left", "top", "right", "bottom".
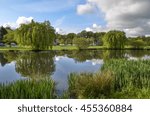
{"left": 70, "top": 50, "right": 103, "bottom": 63}
{"left": 0, "top": 53, "right": 8, "bottom": 67}
{"left": 102, "top": 50, "right": 126, "bottom": 61}
{"left": 15, "top": 51, "right": 55, "bottom": 79}
{"left": 127, "top": 50, "right": 150, "bottom": 58}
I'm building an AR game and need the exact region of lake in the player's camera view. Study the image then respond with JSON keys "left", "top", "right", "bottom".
{"left": 0, "top": 50, "right": 150, "bottom": 94}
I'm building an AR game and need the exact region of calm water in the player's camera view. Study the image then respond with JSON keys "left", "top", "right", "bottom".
{"left": 0, "top": 50, "right": 150, "bottom": 94}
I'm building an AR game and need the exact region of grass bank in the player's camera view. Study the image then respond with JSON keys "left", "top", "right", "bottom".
{"left": 0, "top": 46, "right": 150, "bottom": 51}
{"left": 68, "top": 59, "right": 150, "bottom": 99}
{"left": 0, "top": 79, "right": 56, "bottom": 99}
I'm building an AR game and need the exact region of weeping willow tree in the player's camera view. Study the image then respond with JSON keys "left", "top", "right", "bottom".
{"left": 15, "top": 20, "right": 55, "bottom": 50}
{"left": 102, "top": 30, "right": 126, "bottom": 49}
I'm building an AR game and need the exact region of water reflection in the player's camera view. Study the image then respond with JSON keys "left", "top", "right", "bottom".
{"left": 0, "top": 53, "right": 8, "bottom": 67}
{"left": 15, "top": 51, "right": 55, "bottom": 79}
{"left": 53, "top": 56, "right": 101, "bottom": 94}
{"left": 0, "top": 50, "right": 150, "bottom": 93}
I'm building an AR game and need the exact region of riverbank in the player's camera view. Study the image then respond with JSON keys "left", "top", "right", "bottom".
{"left": 0, "top": 46, "right": 150, "bottom": 51}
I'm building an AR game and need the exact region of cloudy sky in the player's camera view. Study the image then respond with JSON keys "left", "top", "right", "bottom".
{"left": 0, "top": 0, "right": 150, "bottom": 36}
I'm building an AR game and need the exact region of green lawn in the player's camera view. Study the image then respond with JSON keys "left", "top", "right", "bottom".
{"left": 0, "top": 46, "right": 105, "bottom": 51}
{"left": 0, "top": 45, "right": 150, "bottom": 51}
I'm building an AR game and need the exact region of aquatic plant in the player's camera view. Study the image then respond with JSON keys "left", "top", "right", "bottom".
{"left": 68, "top": 60, "right": 150, "bottom": 99}
{"left": 0, "top": 79, "right": 56, "bottom": 99}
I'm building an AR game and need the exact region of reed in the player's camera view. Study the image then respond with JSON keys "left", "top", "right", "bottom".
{"left": 0, "top": 79, "right": 56, "bottom": 99}
{"left": 68, "top": 59, "right": 150, "bottom": 99}
{"left": 101, "top": 59, "right": 150, "bottom": 90}
{"left": 68, "top": 71, "right": 114, "bottom": 99}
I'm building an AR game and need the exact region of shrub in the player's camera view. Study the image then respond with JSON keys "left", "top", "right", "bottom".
{"left": 73, "top": 37, "right": 90, "bottom": 50}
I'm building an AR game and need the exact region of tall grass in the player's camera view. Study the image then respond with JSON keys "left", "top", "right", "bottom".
{"left": 68, "top": 60, "right": 150, "bottom": 99}
{"left": 101, "top": 59, "right": 150, "bottom": 90}
{"left": 102, "top": 59, "right": 150, "bottom": 98}
{"left": 0, "top": 79, "right": 56, "bottom": 99}
{"left": 68, "top": 71, "right": 114, "bottom": 99}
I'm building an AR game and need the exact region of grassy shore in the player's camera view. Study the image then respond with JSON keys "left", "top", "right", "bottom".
{"left": 68, "top": 59, "right": 150, "bottom": 99}
{"left": 0, "top": 79, "right": 56, "bottom": 99}
{"left": 0, "top": 59, "right": 150, "bottom": 99}
{"left": 0, "top": 45, "right": 150, "bottom": 51}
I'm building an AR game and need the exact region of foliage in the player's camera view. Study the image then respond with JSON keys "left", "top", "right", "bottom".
{"left": 129, "top": 39, "right": 146, "bottom": 48}
{"left": 77, "top": 31, "right": 106, "bottom": 46}
{"left": 93, "top": 32, "right": 106, "bottom": 46}
{"left": 68, "top": 71, "right": 114, "bottom": 99}
{"left": 68, "top": 59, "right": 150, "bottom": 99}
{"left": 15, "top": 20, "right": 55, "bottom": 50}
{"left": 3, "top": 31, "right": 16, "bottom": 45}
{"left": 73, "top": 37, "right": 90, "bottom": 50}
{"left": 102, "top": 30, "right": 126, "bottom": 49}
{"left": 55, "top": 33, "right": 76, "bottom": 45}
{"left": 0, "top": 26, "right": 8, "bottom": 41}
{"left": 66, "top": 33, "right": 76, "bottom": 45}
{"left": 0, "top": 79, "right": 56, "bottom": 99}
{"left": 101, "top": 59, "right": 150, "bottom": 98}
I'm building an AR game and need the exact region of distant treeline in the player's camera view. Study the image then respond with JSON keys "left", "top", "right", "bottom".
{"left": 0, "top": 20, "right": 150, "bottom": 50}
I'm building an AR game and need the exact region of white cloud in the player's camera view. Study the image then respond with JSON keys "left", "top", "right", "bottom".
{"left": 77, "top": 0, "right": 150, "bottom": 36}
{"left": 77, "top": 3, "right": 95, "bottom": 15}
{"left": 56, "top": 28, "right": 66, "bottom": 35}
{"left": 3, "top": 22, "right": 17, "bottom": 29}
{"left": 16, "top": 16, "right": 33, "bottom": 26}
{"left": 2, "top": 16, "right": 34, "bottom": 29}
{"left": 85, "top": 23, "right": 107, "bottom": 32}
{"left": 85, "top": 27, "right": 93, "bottom": 32}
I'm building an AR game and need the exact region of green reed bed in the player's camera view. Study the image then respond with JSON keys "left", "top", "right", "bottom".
{"left": 68, "top": 71, "right": 114, "bottom": 99}
{"left": 101, "top": 59, "right": 150, "bottom": 90}
{"left": 0, "top": 79, "right": 56, "bottom": 99}
{"left": 68, "top": 60, "right": 150, "bottom": 99}
{"left": 101, "top": 59, "right": 150, "bottom": 98}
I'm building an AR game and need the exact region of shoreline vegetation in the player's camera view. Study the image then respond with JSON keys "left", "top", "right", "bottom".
{"left": 0, "top": 59, "right": 150, "bottom": 99}
{"left": 0, "top": 45, "right": 150, "bottom": 51}
{"left": 0, "top": 21, "right": 150, "bottom": 51}
{"left": 68, "top": 59, "right": 150, "bottom": 99}
{"left": 0, "top": 21, "right": 150, "bottom": 99}
{"left": 0, "top": 79, "right": 56, "bottom": 99}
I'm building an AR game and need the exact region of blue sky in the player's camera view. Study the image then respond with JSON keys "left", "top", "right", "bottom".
{"left": 1, "top": 0, "right": 150, "bottom": 36}
{"left": 0, "top": 0, "right": 105, "bottom": 33}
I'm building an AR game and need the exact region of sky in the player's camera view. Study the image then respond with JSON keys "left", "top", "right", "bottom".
{"left": 0, "top": 0, "right": 150, "bottom": 36}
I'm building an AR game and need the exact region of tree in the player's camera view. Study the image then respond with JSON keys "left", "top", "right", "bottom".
{"left": 78, "top": 30, "right": 87, "bottom": 38}
{"left": 78, "top": 31, "right": 94, "bottom": 38}
{"left": 130, "top": 39, "right": 146, "bottom": 48}
{"left": 66, "top": 33, "right": 76, "bottom": 45}
{"left": 15, "top": 20, "right": 55, "bottom": 50}
{"left": 3, "top": 31, "right": 16, "bottom": 46}
{"left": 102, "top": 30, "right": 126, "bottom": 49}
{"left": 73, "top": 37, "right": 90, "bottom": 50}
{"left": 93, "top": 32, "right": 106, "bottom": 46}
{"left": 0, "top": 26, "right": 8, "bottom": 42}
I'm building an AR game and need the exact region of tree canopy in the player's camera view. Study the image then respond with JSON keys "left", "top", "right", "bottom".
{"left": 15, "top": 20, "right": 55, "bottom": 50}
{"left": 102, "top": 30, "right": 126, "bottom": 49}
{"left": 73, "top": 37, "right": 90, "bottom": 50}
{"left": 0, "top": 26, "right": 8, "bottom": 42}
